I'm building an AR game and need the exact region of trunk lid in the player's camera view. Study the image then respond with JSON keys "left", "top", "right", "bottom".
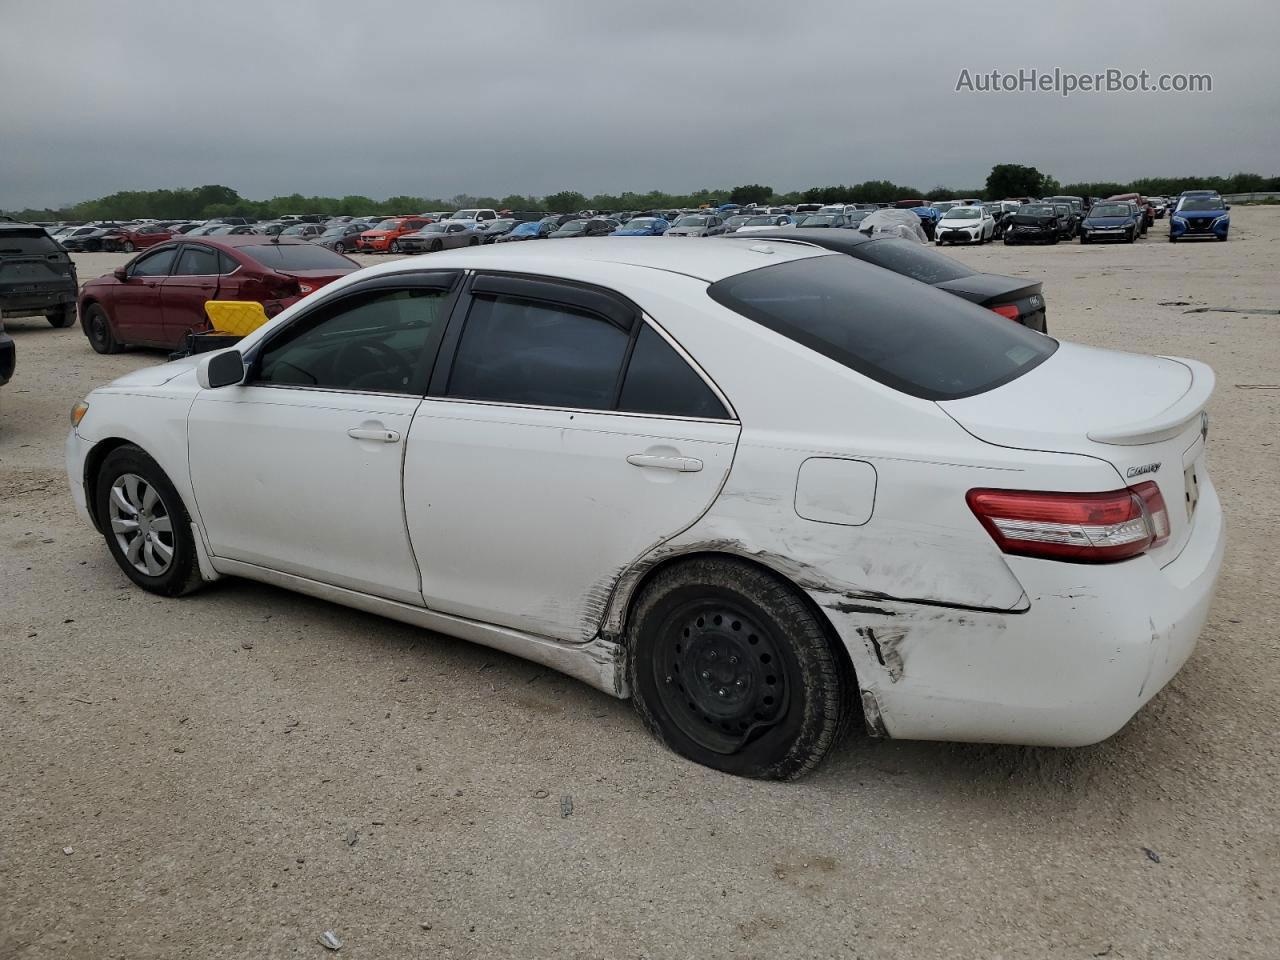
{"left": 933, "top": 273, "right": 1042, "bottom": 307}
{"left": 939, "top": 342, "right": 1213, "bottom": 565}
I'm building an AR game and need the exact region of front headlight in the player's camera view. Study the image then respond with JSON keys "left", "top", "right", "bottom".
{"left": 70, "top": 400, "right": 90, "bottom": 427}
{"left": 1172, "top": 216, "right": 1188, "bottom": 224}
{"left": 1212, "top": 215, "right": 1228, "bottom": 225}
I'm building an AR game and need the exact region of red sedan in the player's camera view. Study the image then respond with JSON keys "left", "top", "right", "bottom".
{"left": 78, "top": 236, "right": 357, "bottom": 353}
{"left": 101, "top": 223, "right": 175, "bottom": 253}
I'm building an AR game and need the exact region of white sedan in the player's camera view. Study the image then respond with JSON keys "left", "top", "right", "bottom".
{"left": 66, "top": 239, "right": 1224, "bottom": 779}
{"left": 936, "top": 204, "right": 996, "bottom": 244}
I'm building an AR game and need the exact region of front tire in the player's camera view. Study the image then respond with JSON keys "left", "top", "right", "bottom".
{"left": 85, "top": 303, "right": 122, "bottom": 353}
{"left": 389, "top": 240, "right": 402, "bottom": 254}
{"left": 334, "top": 242, "right": 345, "bottom": 254}
{"left": 95, "top": 445, "right": 202, "bottom": 597}
{"left": 123, "top": 241, "right": 135, "bottom": 253}
{"left": 627, "top": 556, "right": 852, "bottom": 780}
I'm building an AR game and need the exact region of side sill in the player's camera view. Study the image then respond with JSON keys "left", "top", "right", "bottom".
{"left": 211, "top": 557, "right": 627, "bottom": 698}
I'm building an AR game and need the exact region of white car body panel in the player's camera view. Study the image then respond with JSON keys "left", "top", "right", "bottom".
{"left": 64, "top": 239, "right": 1225, "bottom": 749}
{"left": 404, "top": 400, "right": 739, "bottom": 642}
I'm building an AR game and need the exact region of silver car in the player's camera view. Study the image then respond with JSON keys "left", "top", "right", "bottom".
{"left": 665, "top": 214, "right": 727, "bottom": 237}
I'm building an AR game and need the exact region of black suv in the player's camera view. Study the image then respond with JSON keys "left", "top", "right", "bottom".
{"left": 1, "top": 219, "right": 79, "bottom": 328}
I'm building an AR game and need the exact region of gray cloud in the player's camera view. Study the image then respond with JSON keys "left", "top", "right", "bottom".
{"left": 1, "top": 0, "right": 1276, "bottom": 208}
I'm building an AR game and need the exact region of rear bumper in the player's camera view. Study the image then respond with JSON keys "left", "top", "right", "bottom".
{"left": 1, "top": 286, "right": 78, "bottom": 317}
{"left": 834, "top": 476, "right": 1224, "bottom": 746}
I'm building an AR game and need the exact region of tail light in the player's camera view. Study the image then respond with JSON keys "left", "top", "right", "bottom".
{"left": 989, "top": 304, "right": 1021, "bottom": 321}
{"left": 967, "top": 481, "right": 1169, "bottom": 563}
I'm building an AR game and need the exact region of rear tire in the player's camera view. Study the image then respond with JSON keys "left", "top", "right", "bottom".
{"left": 627, "top": 556, "right": 852, "bottom": 780}
{"left": 430, "top": 240, "right": 443, "bottom": 253}
{"left": 47, "top": 304, "right": 77, "bottom": 328}
{"left": 123, "top": 241, "right": 135, "bottom": 253}
{"left": 94, "top": 445, "right": 203, "bottom": 597}
{"left": 85, "top": 303, "right": 122, "bottom": 354}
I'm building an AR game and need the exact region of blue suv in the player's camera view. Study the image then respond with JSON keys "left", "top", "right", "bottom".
{"left": 1169, "top": 195, "right": 1230, "bottom": 242}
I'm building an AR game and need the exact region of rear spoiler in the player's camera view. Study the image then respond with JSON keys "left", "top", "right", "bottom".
{"left": 1087, "top": 357, "right": 1214, "bottom": 446}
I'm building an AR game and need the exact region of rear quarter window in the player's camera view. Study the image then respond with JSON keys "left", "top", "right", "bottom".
{"left": 708, "top": 255, "right": 1057, "bottom": 401}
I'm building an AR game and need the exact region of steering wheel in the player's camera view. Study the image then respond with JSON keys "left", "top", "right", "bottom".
{"left": 334, "top": 340, "right": 412, "bottom": 392}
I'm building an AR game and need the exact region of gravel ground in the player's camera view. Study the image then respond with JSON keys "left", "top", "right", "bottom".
{"left": 2, "top": 211, "right": 1278, "bottom": 959}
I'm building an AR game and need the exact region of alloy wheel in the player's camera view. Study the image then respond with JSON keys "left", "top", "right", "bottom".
{"left": 108, "top": 473, "right": 175, "bottom": 576}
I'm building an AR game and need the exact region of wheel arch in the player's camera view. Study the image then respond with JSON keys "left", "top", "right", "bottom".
{"left": 606, "top": 548, "right": 860, "bottom": 713}
{"left": 82, "top": 437, "right": 140, "bottom": 532}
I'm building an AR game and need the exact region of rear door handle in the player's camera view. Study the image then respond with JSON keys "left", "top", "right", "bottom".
{"left": 347, "top": 426, "right": 401, "bottom": 443}
{"left": 626, "top": 454, "right": 703, "bottom": 472}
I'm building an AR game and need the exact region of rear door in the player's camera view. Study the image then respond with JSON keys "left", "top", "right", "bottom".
{"left": 404, "top": 273, "right": 740, "bottom": 643}
{"left": 161, "top": 243, "right": 221, "bottom": 345}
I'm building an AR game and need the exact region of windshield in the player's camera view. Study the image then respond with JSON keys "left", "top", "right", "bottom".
{"left": 1088, "top": 204, "right": 1130, "bottom": 218}
{"left": 625, "top": 218, "right": 659, "bottom": 229}
{"left": 373, "top": 219, "right": 401, "bottom": 231}
{"left": 846, "top": 211, "right": 871, "bottom": 222}
{"left": 708, "top": 256, "right": 1056, "bottom": 401}
{"left": 675, "top": 216, "right": 708, "bottom": 227}
{"left": 856, "top": 238, "right": 973, "bottom": 284}
{"left": 487, "top": 219, "right": 515, "bottom": 230}
{"left": 745, "top": 216, "right": 778, "bottom": 226}
{"left": 281, "top": 225, "right": 309, "bottom": 235}
{"left": 512, "top": 222, "right": 541, "bottom": 235}
{"left": 945, "top": 208, "right": 980, "bottom": 220}
{"left": 725, "top": 216, "right": 750, "bottom": 227}
{"left": 555, "top": 221, "right": 588, "bottom": 233}
{"left": 798, "top": 215, "right": 837, "bottom": 226}
{"left": 240, "top": 244, "right": 354, "bottom": 271}
{"left": 934, "top": 202, "right": 957, "bottom": 212}
{"left": 1179, "top": 198, "right": 1225, "bottom": 212}
{"left": 1018, "top": 205, "right": 1055, "bottom": 217}
{"left": 453, "top": 210, "right": 479, "bottom": 219}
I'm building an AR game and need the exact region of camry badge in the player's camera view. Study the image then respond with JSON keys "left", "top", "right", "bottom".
{"left": 1126, "top": 462, "right": 1161, "bottom": 478}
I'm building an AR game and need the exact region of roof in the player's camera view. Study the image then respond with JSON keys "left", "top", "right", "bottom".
{"left": 719, "top": 229, "right": 875, "bottom": 253}
{"left": 356, "top": 236, "right": 833, "bottom": 283}
{"left": 168, "top": 234, "right": 318, "bottom": 250}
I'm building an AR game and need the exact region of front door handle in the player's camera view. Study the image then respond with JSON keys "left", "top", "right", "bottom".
{"left": 626, "top": 454, "right": 703, "bottom": 473}
{"left": 347, "top": 426, "right": 401, "bottom": 443}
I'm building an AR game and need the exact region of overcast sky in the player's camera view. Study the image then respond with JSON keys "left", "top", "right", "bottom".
{"left": 2, "top": 0, "right": 1277, "bottom": 208}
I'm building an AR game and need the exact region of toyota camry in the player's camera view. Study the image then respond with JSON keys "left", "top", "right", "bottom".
{"left": 65, "top": 239, "right": 1223, "bottom": 780}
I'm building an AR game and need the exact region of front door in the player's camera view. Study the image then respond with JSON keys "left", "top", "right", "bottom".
{"left": 112, "top": 245, "right": 178, "bottom": 344}
{"left": 161, "top": 243, "right": 222, "bottom": 346}
{"left": 187, "top": 274, "right": 458, "bottom": 603}
{"left": 404, "top": 274, "right": 740, "bottom": 643}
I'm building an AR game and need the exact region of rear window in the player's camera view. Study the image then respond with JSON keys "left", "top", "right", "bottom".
{"left": 853, "top": 239, "right": 972, "bottom": 285}
{"left": 239, "top": 244, "right": 353, "bottom": 271}
{"left": 0, "top": 230, "right": 61, "bottom": 256}
{"left": 707, "top": 256, "right": 1057, "bottom": 401}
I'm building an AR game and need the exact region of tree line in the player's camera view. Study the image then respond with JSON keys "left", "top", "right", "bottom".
{"left": 5, "top": 169, "right": 1277, "bottom": 223}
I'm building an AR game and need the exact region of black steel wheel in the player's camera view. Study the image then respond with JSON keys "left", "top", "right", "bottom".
{"left": 628, "top": 556, "right": 853, "bottom": 780}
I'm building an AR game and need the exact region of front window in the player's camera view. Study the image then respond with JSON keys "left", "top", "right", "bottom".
{"left": 1178, "top": 198, "right": 1225, "bottom": 212}
{"left": 626, "top": 218, "right": 659, "bottom": 229}
{"left": 255, "top": 287, "right": 450, "bottom": 394}
{"left": 373, "top": 219, "right": 401, "bottom": 231}
{"left": 708, "top": 256, "right": 1056, "bottom": 401}
{"left": 798, "top": 215, "right": 836, "bottom": 226}
{"left": 1018, "top": 205, "right": 1055, "bottom": 217}
{"left": 1089, "top": 204, "right": 1130, "bottom": 218}
{"left": 674, "top": 216, "right": 708, "bottom": 227}
{"left": 555, "top": 221, "right": 588, "bottom": 234}
{"left": 946, "top": 208, "right": 980, "bottom": 220}
{"left": 744, "top": 216, "right": 777, "bottom": 226}
{"left": 129, "top": 247, "right": 178, "bottom": 277}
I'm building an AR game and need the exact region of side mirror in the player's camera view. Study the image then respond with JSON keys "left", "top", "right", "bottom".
{"left": 196, "top": 350, "right": 246, "bottom": 390}
{"left": 1225, "top": 203, "right": 1231, "bottom": 210}
{"left": 113, "top": 267, "right": 129, "bottom": 282}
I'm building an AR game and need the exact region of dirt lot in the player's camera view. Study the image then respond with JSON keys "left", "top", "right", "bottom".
{"left": 3, "top": 211, "right": 1278, "bottom": 959}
